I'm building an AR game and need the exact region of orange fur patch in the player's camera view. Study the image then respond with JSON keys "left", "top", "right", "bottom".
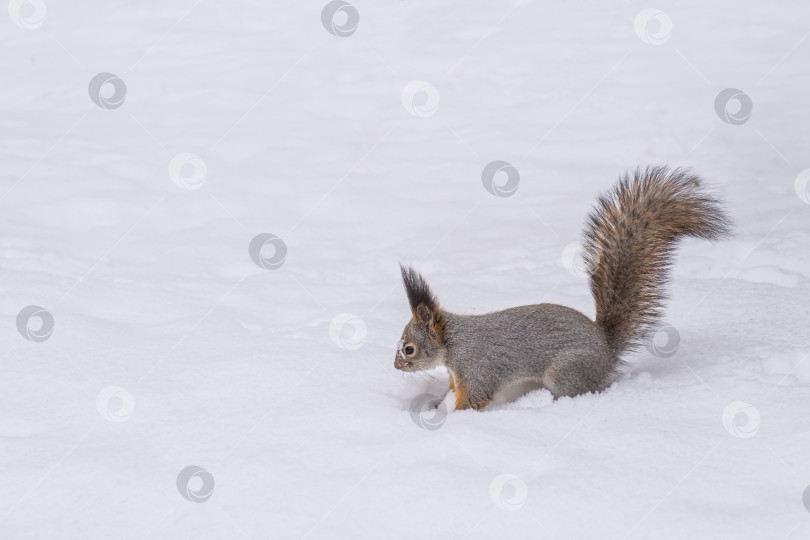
{"left": 454, "top": 384, "right": 468, "bottom": 410}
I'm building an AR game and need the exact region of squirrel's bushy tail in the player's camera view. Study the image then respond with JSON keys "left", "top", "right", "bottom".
{"left": 582, "top": 166, "right": 733, "bottom": 358}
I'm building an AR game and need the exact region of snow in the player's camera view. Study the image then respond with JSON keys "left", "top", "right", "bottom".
{"left": 1, "top": 0, "right": 809, "bottom": 538}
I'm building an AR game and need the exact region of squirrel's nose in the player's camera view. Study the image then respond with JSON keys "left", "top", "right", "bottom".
{"left": 394, "top": 359, "right": 410, "bottom": 371}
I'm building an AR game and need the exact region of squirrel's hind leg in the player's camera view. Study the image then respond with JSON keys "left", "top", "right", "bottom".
{"left": 543, "top": 357, "right": 612, "bottom": 399}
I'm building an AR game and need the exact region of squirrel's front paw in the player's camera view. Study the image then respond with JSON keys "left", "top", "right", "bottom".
{"left": 441, "top": 390, "right": 457, "bottom": 414}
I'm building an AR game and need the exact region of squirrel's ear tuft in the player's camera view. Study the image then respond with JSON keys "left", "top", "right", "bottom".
{"left": 400, "top": 264, "right": 439, "bottom": 315}
{"left": 400, "top": 264, "right": 445, "bottom": 342}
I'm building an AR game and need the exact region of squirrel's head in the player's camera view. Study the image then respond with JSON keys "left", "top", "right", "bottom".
{"left": 395, "top": 265, "right": 447, "bottom": 372}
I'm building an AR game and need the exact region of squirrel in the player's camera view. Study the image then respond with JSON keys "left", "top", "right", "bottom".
{"left": 394, "top": 166, "right": 733, "bottom": 411}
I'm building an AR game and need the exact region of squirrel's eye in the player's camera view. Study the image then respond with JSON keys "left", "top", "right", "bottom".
{"left": 404, "top": 345, "right": 415, "bottom": 355}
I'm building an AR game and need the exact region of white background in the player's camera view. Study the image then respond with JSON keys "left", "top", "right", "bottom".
{"left": 1, "top": 0, "right": 809, "bottom": 538}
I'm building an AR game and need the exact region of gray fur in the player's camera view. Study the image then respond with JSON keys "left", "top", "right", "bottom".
{"left": 443, "top": 306, "right": 614, "bottom": 405}
{"left": 394, "top": 166, "right": 732, "bottom": 410}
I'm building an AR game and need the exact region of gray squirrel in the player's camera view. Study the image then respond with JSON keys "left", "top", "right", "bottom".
{"left": 394, "top": 166, "right": 733, "bottom": 411}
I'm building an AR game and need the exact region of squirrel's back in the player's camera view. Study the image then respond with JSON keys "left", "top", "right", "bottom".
{"left": 582, "top": 166, "right": 733, "bottom": 359}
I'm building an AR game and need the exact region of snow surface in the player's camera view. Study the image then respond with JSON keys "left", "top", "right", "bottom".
{"left": 2, "top": 1, "right": 810, "bottom": 538}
